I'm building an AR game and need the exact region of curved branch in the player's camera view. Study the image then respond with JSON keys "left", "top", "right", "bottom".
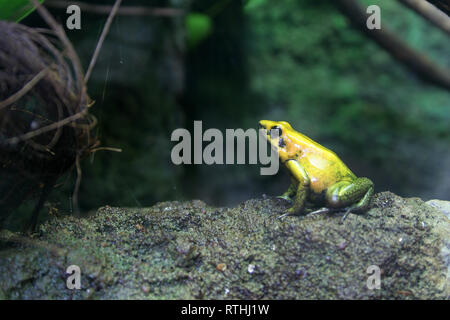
{"left": 45, "top": 0, "right": 183, "bottom": 17}
{"left": 398, "top": 0, "right": 450, "bottom": 35}
{"left": 335, "top": 0, "right": 450, "bottom": 91}
{"left": 425, "top": 0, "right": 450, "bottom": 16}
{"left": 84, "top": 0, "right": 122, "bottom": 84}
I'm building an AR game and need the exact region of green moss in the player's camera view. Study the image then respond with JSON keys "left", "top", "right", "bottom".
{"left": 0, "top": 192, "right": 448, "bottom": 299}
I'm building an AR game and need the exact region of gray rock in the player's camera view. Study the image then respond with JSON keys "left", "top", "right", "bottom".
{"left": 0, "top": 192, "right": 448, "bottom": 299}
{"left": 426, "top": 199, "right": 450, "bottom": 219}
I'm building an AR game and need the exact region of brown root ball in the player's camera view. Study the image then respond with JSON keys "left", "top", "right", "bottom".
{"left": 0, "top": 21, "right": 98, "bottom": 226}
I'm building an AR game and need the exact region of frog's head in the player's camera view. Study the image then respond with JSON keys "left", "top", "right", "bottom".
{"left": 259, "top": 120, "right": 297, "bottom": 162}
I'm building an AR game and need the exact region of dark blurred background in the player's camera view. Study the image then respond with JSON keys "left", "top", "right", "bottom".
{"left": 7, "top": 0, "right": 449, "bottom": 227}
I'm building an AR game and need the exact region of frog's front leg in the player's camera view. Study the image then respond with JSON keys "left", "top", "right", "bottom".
{"left": 323, "top": 177, "right": 374, "bottom": 221}
{"left": 277, "top": 177, "right": 298, "bottom": 201}
{"left": 278, "top": 160, "right": 310, "bottom": 218}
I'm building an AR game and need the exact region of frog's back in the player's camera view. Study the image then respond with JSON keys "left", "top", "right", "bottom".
{"left": 291, "top": 132, "right": 356, "bottom": 192}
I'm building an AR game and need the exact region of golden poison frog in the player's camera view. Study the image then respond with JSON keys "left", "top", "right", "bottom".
{"left": 260, "top": 120, "right": 374, "bottom": 220}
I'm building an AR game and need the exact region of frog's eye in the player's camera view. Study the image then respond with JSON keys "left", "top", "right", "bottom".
{"left": 270, "top": 126, "right": 282, "bottom": 139}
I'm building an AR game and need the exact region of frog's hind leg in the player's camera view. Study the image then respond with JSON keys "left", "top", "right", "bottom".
{"left": 340, "top": 184, "right": 374, "bottom": 222}
{"left": 277, "top": 178, "right": 298, "bottom": 201}
{"left": 325, "top": 177, "right": 374, "bottom": 222}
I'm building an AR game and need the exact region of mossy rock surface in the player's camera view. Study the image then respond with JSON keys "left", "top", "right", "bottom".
{"left": 0, "top": 192, "right": 448, "bottom": 299}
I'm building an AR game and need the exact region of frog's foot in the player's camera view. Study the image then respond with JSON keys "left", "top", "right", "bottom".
{"left": 278, "top": 211, "right": 292, "bottom": 219}
{"left": 339, "top": 205, "right": 367, "bottom": 223}
{"left": 278, "top": 212, "right": 289, "bottom": 219}
{"left": 278, "top": 177, "right": 309, "bottom": 219}
{"left": 339, "top": 185, "right": 374, "bottom": 223}
{"left": 308, "top": 207, "right": 332, "bottom": 215}
{"left": 340, "top": 206, "right": 364, "bottom": 223}
{"left": 340, "top": 209, "right": 352, "bottom": 223}
{"left": 276, "top": 194, "right": 292, "bottom": 202}
{"left": 278, "top": 207, "right": 299, "bottom": 219}
{"left": 278, "top": 205, "right": 318, "bottom": 219}
{"left": 279, "top": 207, "right": 321, "bottom": 219}
{"left": 307, "top": 206, "right": 356, "bottom": 223}
{"left": 277, "top": 181, "right": 297, "bottom": 202}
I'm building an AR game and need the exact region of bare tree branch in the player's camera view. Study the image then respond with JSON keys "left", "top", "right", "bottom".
{"left": 31, "top": 0, "right": 85, "bottom": 98}
{"left": 425, "top": 0, "right": 450, "bottom": 16}
{"left": 0, "top": 68, "right": 48, "bottom": 110}
{"left": 398, "top": 0, "right": 450, "bottom": 35}
{"left": 84, "top": 0, "right": 122, "bottom": 84}
{"left": 46, "top": 0, "right": 183, "bottom": 17}
{"left": 335, "top": 0, "right": 450, "bottom": 91}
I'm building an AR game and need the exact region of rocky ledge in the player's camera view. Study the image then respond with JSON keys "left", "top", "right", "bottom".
{"left": 0, "top": 192, "right": 448, "bottom": 299}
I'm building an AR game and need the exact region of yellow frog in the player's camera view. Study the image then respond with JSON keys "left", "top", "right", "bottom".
{"left": 260, "top": 120, "right": 374, "bottom": 220}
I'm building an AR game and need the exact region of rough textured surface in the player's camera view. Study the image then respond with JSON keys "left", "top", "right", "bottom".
{"left": 0, "top": 192, "right": 449, "bottom": 299}
{"left": 427, "top": 200, "right": 450, "bottom": 219}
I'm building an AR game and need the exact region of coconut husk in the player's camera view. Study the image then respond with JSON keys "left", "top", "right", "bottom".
{"left": 0, "top": 21, "right": 98, "bottom": 229}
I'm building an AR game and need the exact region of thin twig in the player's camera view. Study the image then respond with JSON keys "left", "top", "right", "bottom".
{"left": 30, "top": 0, "right": 85, "bottom": 105}
{"left": 5, "top": 109, "right": 88, "bottom": 144}
{"left": 84, "top": 0, "right": 122, "bottom": 84}
{"left": 90, "top": 147, "right": 122, "bottom": 153}
{"left": 72, "top": 154, "right": 81, "bottom": 216}
{"left": 46, "top": 0, "right": 183, "bottom": 17}
{"left": 0, "top": 68, "right": 48, "bottom": 110}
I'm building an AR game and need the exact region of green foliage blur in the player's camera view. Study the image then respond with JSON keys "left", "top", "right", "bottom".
{"left": 186, "top": 13, "right": 212, "bottom": 48}
{"left": 0, "top": 0, "right": 44, "bottom": 22}
{"left": 5, "top": 0, "right": 449, "bottom": 228}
